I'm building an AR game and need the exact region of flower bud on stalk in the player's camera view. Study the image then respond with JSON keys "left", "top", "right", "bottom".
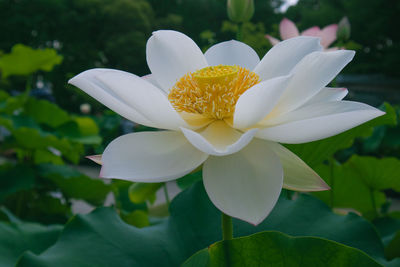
{"left": 337, "top": 17, "right": 351, "bottom": 41}
{"left": 227, "top": 0, "right": 254, "bottom": 23}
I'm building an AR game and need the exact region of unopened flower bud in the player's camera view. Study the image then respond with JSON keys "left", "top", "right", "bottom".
{"left": 227, "top": 0, "right": 254, "bottom": 23}
{"left": 337, "top": 17, "right": 351, "bottom": 41}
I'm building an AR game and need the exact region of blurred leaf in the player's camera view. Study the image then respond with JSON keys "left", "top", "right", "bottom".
{"left": 73, "top": 117, "right": 99, "bottom": 136}
{"left": 177, "top": 171, "right": 202, "bottom": 190}
{"left": 385, "top": 231, "right": 400, "bottom": 260}
{"left": 184, "top": 231, "right": 381, "bottom": 267}
{"left": 128, "top": 182, "right": 163, "bottom": 204}
{"left": 4, "top": 193, "right": 71, "bottom": 224}
{"left": 0, "top": 219, "right": 62, "bottom": 267}
{"left": 38, "top": 164, "right": 110, "bottom": 206}
{"left": 374, "top": 216, "right": 400, "bottom": 247}
{"left": 286, "top": 103, "right": 397, "bottom": 167}
{"left": 112, "top": 180, "right": 147, "bottom": 213}
{"left": 57, "top": 120, "right": 102, "bottom": 145}
{"left": 13, "top": 127, "right": 83, "bottom": 163}
{"left": 0, "top": 44, "right": 62, "bottom": 78}
{"left": 346, "top": 156, "right": 400, "bottom": 192}
{"left": 24, "top": 98, "right": 69, "bottom": 128}
{"left": 17, "top": 182, "right": 386, "bottom": 266}
{"left": 121, "top": 210, "right": 150, "bottom": 228}
{"left": 312, "top": 155, "right": 400, "bottom": 218}
{"left": 0, "top": 164, "right": 35, "bottom": 202}
{"left": 182, "top": 249, "right": 210, "bottom": 267}
{"left": 312, "top": 161, "right": 386, "bottom": 217}
{"left": 0, "top": 91, "right": 25, "bottom": 114}
{"left": 33, "top": 149, "right": 64, "bottom": 165}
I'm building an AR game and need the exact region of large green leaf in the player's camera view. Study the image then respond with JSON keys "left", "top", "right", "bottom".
{"left": 312, "top": 155, "right": 400, "bottom": 218}
{"left": 16, "top": 182, "right": 385, "bottom": 266}
{"left": 0, "top": 219, "right": 62, "bottom": 267}
{"left": 184, "top": 231, "right": 381, "bottom": 267}
{"left": 374, "top": 215, "right": 400, "bottom": 265}
{"left": 285, "top": 103, "right": 397, "bottom": 167}
{"left": 0, "top": 44, "right": 62, "bottom": 78}
{"left": 345, "top": 155, "right": 400, "bottom": 192}
{"left": 312, "top": 161, "right": 386, "bottom": 217}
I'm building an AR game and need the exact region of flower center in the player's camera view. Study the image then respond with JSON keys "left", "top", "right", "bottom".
{"left": 168, "top": 65, "right": 260, "bottom": 120}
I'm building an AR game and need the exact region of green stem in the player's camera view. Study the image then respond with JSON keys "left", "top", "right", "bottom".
{"left": 236, "top": 22, "right": 243, "bottom": 42}
{"left": 221, "top": 213, "right": 233, "bottom": 240}
{"left": 24, "top": 75, "right": 33, "bottom": 100}
{"left": 163, "top": 183, "right": 170, "bottom": 206}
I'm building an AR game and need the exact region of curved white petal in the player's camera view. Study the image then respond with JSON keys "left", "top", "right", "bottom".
{"left": 146, "top": 30, "right": 208, "bottom": 93}
{"left": 204, "top": 40, "right": 260, "bottom": 70}
{"left": 253, "top": 36, "right": 322, "bottom": 81}
{"left": 233, "top": 74, "right": 292, "bottom": 129}
{"left": 69, "top": 69, "right": 156, "bottom": 127}
{"left": 100, "top": 131, "right": 208, "bottom": 182}
{"left": 141, "top": 74, "right": 162, "bottom": 89}
{"left": 203, "top": 138, "right": 283, "bottom": 225}
{"left": 304, "top": 87, "right": 348, "bottom": 105}
{"left": 266, "top": 141, "right": 330, "bottom": 191}
{"left": 257, "top": 101, "right": 385, "bottom": 144}
{"left": 96, "top": 70, "right": 188, "bottom": 130}
{"left": 272, "top": 50, "right": 355, "bottom": 115}
{"left": 180, "top": 121, "right": 257, "bottom": 156}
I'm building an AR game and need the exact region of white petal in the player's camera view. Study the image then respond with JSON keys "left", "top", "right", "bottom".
{"left": 257, "top": 101, "right": 385, "bottom": 144}
{"left": 203, "top": 138, "right": 283, "bottom": 225}
{"left": 233, "top": 74, "right": 292, "bottom": 129}
{"left": 141, "top": 74, "right": 162, "bottom": 89}
{"left": 146, "top": 30, "right": 208, "bottom": 93}
{"left": 100, "top": 131, "right": 208, "bottom": 182}
{"left": 69, "top": 69, "right": 156, "bottom": 127}
{"left": 180, "top": 120, "right": 257, "bottom": 156}
{"left": 266, "top": 141, "right": 330, "bottom": 191}
{"left": 96, "top": 70, "right": 188, "bottom": 130}
{"left": 272, "top": 50, "right": 355, "bottom": 115}
{"left": 204, "top": 40, "right": 260, "bottom": 70}
{"left": 253, "top": 36, "right": 322, "bottom": 81}
{"left": 304, "top": 87, "right": 348, "bottom": 105}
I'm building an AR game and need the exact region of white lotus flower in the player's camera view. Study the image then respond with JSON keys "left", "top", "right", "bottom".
{"left": 69, "top": 30, "right": 384, "bottom": 225}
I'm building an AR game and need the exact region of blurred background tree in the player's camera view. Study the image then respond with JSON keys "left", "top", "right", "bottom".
{"left": 0, "top": 0, "right": 398, "bottom": 112}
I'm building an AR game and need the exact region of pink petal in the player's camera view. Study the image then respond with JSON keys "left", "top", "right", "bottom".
{"left": 320, "top": 24, "right": 338, "bottom": 48}
{"left": 280, "top": 18, "right": 300, "bottom": 40}
{"left": 301, "top": 26, "right": 321, "bottom": 37}
{"left": 265, "top": 34, "right": 281, "bottom": 46}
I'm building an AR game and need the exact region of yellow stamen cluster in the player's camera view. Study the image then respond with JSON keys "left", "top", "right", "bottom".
{"left": 168, "top": 65, "right": 260, "bottom": 120}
